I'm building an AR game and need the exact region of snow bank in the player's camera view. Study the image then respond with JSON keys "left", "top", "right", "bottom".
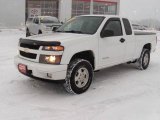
{"left": 0, "top": 30, "right": 160, "bottom": 120}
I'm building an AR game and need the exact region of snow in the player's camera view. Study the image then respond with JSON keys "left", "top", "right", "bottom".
{"left": 0, "top": 29, "right": 160, "bottom": 120}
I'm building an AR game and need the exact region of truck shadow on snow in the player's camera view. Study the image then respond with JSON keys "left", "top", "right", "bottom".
{"left": 17, "top": 63, "right": 144, "bottom": 96}
{"left": 94, "top": 64, "right": 139, "bottom": 82}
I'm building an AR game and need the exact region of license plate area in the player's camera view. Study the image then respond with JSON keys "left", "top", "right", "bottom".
{"left": 18, "top": 64, "right": 27, "bottom": 74}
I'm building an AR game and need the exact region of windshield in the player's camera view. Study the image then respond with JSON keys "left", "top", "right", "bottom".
{"left": 56, "top": 16, "right": 105, "bottom": 34}
{"left": 27, "top": 18, "right": 33, "bottom": 22}
{"left": 40, "top": 17, "right": 59, "bottom": 23}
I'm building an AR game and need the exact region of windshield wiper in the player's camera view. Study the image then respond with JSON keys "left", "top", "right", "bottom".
{"left": 64, "top": 30, "right": 83, "bottom": 34}
{"left": 55, "top": 30, "right": 85, "bottom": 34}
{"left": 55, "top": 30, "right": 63, "bottom": 32}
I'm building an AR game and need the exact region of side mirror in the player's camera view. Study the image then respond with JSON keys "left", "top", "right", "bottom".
{"left": 101, "top": 30, "right": 114, "bottom": 38}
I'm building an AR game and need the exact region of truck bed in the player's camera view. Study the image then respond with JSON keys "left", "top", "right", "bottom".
{"left": 134, "top": 30, "right": 156, "bottom": 35}
{"left": 133, "top": 30, "right": 157, "bottom": 57}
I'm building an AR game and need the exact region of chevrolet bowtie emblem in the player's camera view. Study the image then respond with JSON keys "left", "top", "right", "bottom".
{"left": 33, "top": 43, "right": 37, "bottom": 45}
{"left": 24, "top": 48, "right": 30, "bottom": 53}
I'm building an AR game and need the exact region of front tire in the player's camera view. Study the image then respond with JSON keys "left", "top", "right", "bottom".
{"left": 63, "top": 59, "right": 93, "bottom": 94}
{"left": 137, "top": 49, "right": 150, "bottom": 70}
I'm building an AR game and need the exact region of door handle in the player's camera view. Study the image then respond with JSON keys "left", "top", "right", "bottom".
{"left": 120, "top": 38, "right": 125, "bottom": 43}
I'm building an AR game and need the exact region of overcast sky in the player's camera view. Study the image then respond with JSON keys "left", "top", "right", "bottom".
{"left": 0, "top": 0, "right": 159, "bottom": 26}
{"left": 120, "top": 0, "right": 160, "bottom": 20}
{"left": 0, "top": 0, "right": 25, "bottom": 26}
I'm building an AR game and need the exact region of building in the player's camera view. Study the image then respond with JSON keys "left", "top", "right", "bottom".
{"left": 26, "top": 0, "right": 120, "bottom": 22}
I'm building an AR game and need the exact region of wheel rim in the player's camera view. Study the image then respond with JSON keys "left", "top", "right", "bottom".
{"left": 74, "top": 67, "right": 89, "bottom": 88}
{"left": 143, "top": 53, "right": 149, "bottom": 66}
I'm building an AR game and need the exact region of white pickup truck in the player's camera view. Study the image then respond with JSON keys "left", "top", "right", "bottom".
{"left": 15, "top": 15, "right": 157, "bottom": 94}
{"left": 26, "top": 16, "right": 62, "bottom": 36}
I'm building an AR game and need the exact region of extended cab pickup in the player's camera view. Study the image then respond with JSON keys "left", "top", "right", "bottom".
{"left": 15, "top": 15, "right": 157, "bottom": 94}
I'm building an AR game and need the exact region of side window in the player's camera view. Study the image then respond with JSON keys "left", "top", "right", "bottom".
{"left": 122, "top": 18, "right": 132, "bottom": 35}
{"left": 103, "top": 19, "right": 123, "bottom": 37}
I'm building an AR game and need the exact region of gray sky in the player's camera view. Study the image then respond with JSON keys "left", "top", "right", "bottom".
{"left": 0, "top": 0, "right": 159, "bottom": 26}
{"left": 0, "top": 0, "right": 25, "bottom": 26}
{"left": 120, "top": 0, "right": 160, "bottom": 20}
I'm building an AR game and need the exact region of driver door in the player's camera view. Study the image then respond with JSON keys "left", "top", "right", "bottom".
{"left": 99, "top": 18, "right": 126, "bottom": 68}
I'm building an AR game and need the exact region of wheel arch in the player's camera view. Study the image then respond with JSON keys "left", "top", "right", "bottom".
{"left": 38, "top": 29, "right": 42, "bottom": 34}
{"left": 143, "top": 43, "right": 152, "bottom": 52}
{"left": 69, "top": 50, "right": 95, "bottom": 70}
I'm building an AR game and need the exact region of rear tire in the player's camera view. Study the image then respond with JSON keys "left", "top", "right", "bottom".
{"left": 137, "top": 49, "right": 150, "bottom": 70}
{"left": 26, "top": 29, "right": 30, "bottom": 37}
{"left": 63, "top": 59, "right": 93, "bottom": 94}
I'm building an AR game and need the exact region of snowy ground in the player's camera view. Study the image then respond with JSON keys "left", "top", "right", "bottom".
{"left": 0, "top": 29, "right": 160, "bottom": 120}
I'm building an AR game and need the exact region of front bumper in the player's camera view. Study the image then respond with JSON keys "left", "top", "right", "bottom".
{"left": 14, "top": 56, "right": 67, "bottom": 80}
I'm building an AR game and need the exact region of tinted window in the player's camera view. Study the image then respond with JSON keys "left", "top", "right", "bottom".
{"left": 103, "top": 19, "right": 122, "bottom": 37}
{"left": 123, "top": 18, "right": 132, "bottom": 35}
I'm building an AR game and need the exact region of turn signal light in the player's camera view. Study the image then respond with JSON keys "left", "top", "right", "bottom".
{"left": 42, "top": 46, "right": 64, "bottom": 51}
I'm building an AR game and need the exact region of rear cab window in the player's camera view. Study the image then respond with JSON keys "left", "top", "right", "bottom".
{"left": 122, "top": 18, "right": 132, "bottom": 35}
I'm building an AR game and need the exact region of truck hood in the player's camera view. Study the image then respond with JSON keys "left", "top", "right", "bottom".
{"left": 26, "top": 33, "right": 91, "bottom": 44}
{"left": 43, "top": 23, "right": 62, "bottom": 27}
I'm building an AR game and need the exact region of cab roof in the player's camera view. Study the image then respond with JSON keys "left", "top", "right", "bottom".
{"left": 80, "top": 14, "right": 125, "bottom": 19}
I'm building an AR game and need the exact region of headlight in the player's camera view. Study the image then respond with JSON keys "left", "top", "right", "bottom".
{"left": 39, "top": 55, "right": 62, "bottom": 64}
{"left": 42, "top": 46, "right": 64, "bottom": 51}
